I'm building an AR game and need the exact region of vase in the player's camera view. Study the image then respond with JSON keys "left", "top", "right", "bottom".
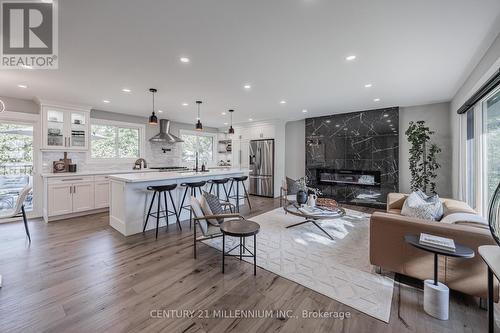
{"left": 296, "top": 190, "right": 308, "bottom": 205}
{"left": 307, "top": 194, "right": 317, "bottom": 207}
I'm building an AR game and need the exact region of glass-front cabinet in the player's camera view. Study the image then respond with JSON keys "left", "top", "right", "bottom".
{"left": 41, "top": 103, "right": 90, "bottom": 150}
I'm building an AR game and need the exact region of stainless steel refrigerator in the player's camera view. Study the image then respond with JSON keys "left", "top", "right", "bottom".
{"left": 249, "top": 139, "right": 274, "bottom": 197}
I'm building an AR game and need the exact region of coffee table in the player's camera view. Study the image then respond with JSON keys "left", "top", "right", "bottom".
{"left": 220, "top": 219, "right": 260, "bottom": 275}
{"left": 283, "top": 202, "right": 346, "bottom": 240}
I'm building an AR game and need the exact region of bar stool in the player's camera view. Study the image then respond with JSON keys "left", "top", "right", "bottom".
{"left": 207, "top": 178, "right": 234, "bottom": 212}
{"left": 179, "top": 180, "right": 207, "bottom": 229}
{"left": 227, "top": 176, "right": 252, "bottom": 212}
{"left": 143, "top": 183, "right": 181, "bottom": 239}
{"left": 208, "top": 178, "right": 229, "bottom": 200}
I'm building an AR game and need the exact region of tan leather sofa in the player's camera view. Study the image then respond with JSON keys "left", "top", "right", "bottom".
{"left": 370, "top": 193, "right": 498, "bottom": 301}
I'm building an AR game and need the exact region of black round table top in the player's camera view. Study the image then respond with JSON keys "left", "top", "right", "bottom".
{"left": 404, "top": 234, "right": 475, "bottom": 258}
{"left": 220, "top": 220, "right": 260, "bottom": 237}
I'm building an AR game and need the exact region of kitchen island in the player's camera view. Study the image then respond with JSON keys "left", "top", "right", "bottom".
{"left": 108, "top": 168, "right": 247, "bottom": 236}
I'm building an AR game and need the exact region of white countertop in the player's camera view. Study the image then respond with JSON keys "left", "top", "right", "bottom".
{"left": 109, "top": 168, "right": 247, "bottom": 183}
{"left": 40, "top": 169, "right": 158, "bottom": 178}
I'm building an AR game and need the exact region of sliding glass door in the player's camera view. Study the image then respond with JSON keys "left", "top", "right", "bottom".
{"left": 484, "top": 89, "right": 500, "bottom": 204}
{"left": 461, "top": 86, "right": 500, "bottom": 215}
{"left": 0, "top": 122, "right": 34, "bottom": 214}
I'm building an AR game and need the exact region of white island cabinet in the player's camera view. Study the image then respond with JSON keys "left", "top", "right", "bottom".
{"left": 108, "top": 169, "right": 247, "bottom": 236}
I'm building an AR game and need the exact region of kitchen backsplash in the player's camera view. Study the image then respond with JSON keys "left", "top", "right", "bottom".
{"left": 41, "top": 141, "right": 187, "bottom": 173}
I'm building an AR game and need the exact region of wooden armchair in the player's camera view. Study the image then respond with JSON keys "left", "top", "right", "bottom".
{"left": 190, "top": 195, "right": 245, "bottom": 259}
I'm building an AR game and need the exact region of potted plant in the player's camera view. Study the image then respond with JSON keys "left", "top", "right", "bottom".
{"left": 405, "top": 120, "right": 442, "bottom": 194}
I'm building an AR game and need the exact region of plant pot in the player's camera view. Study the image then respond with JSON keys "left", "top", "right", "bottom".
{"left": 296, "top": 190, "right": 308, "bottom": 205}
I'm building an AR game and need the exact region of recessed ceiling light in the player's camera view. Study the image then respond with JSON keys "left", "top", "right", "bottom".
{"left": 158, "top": 110, "right": 163, "bottom": 113}
{"left": 180, "top": 57, "right": 190, "bottom": 63}
{"left": 345, "top": 55, "right": 357, "bottom": 61}
{"left": 103, "top": 100, "right": 110, "bottom": 103}
{"left": 182, "top": 102, "right": 189, "bottom": 106}
{"left": 280, "top": 100, "right": 287, "bottom": 104}
{"left": 244, "top": 84, "right": 252, "bottom": 89}
{"left": 248, "top": 118, "right": 253, "bottom": 121}
{"left": 374, "top": 98, "right": 381, "bottom": 102}
{"left": 122, "top": 88, "right": 131, "bottom": 93}
{"left": 302, "top": 109, "right": 308, "bottom": 113}
{"left": 17, "top": 84, "right": 27, "bottom": 88}
{"left": 364, "top": 83, "right": 373, "bottom": 88}
{"left": 221, "top": 112, "right": 226, "bottom": 115}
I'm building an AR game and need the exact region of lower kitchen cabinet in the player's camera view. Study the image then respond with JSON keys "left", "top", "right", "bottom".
{"left": 45, "top": 175, "right": 108, "bottom": 221}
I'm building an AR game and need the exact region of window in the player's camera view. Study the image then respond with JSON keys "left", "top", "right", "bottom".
{"left": 460, "top": 86, "right": 500, "bottom": 215}
{"left": 90, "top": 120, "right": 144, "bottom": 160}
{"left": 180, "top": 130, "right": 215, "bottom": 164}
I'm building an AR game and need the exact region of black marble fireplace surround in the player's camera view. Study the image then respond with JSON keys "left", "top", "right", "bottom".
{"left": 305, "top": 107, "right": 399, "bottom": 208}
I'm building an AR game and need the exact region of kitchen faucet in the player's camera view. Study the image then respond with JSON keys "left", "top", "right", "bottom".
{"left": 134, "top": 158, "right": 147, "bottom": 170}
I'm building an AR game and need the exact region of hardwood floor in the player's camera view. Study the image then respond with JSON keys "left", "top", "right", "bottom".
{"left": 0, "top": 196, "right": 495, "bottom": 333}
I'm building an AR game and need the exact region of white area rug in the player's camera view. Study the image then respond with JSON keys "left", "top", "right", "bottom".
{"left": 203, "top": 207, "right": 394, "bottom": 322}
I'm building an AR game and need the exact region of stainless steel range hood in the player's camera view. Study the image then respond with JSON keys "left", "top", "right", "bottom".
{"left": 149, "top": 119, "right": 183, "bottom": 143}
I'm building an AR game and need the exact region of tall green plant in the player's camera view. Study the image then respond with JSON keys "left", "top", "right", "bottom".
{"left": 405, "top": 121, "right": 441, "bottom": 194}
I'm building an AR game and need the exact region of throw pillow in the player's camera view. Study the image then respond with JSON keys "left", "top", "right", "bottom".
{"left": 401, "top": 190, "right": 444, "bottom": 221}
{"left": 286, "top": 177, "right": 300, "bottom": 195}
{"left": 203, "top": 191, "right": 225, "bottom": 224}
{"left": 199, "top": 195, "right": 219, "bottom": 226}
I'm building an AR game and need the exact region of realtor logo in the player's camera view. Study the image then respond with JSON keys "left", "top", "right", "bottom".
{"left": 1, "top": 0, "right": 58, "bottom": 69}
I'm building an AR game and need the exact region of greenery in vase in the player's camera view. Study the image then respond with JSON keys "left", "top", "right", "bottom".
{"left": 405, "top": 120, "right": 441, "bottom": 194}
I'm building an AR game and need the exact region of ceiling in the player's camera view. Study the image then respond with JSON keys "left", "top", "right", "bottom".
{"left": 1, "top": 0, "right": 500, "bottom": 127}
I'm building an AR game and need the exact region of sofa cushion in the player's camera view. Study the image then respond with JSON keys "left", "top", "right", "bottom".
{"left": 401, "top": 190, "right": 444, "bottom": 221}
{"left": 440, "top": 212, "right": 487, "bottom": 229}
{"left": 443, "top": 199, "right": 476, "bottom": 216}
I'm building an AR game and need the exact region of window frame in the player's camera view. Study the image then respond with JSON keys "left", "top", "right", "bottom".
{"left": 88, "top": 118, "right": 145, "bottom": 164}
{"left": 179, "top": 129, "right": 217, "bottom": 164}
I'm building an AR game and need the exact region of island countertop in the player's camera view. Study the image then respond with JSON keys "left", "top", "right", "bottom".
{"left": 108, "top": 168, "right": 248, "bottom": 183}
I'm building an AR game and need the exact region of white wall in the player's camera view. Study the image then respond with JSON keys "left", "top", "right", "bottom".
{"left": 399, "top": 102, "right": 452, "bottom": 197}
{"left": 285, "top": 119, "right": 305, "bottom": 180}
{"left": 450, "top": 32, "right": 500, "bottom": 199}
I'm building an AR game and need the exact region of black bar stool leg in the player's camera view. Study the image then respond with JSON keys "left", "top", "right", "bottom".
{"left": 163, "top": 192, "right": 170, "bottom": 231}
{"left": 254, "top": 233, "right": 257, "bottom": 276}
{"left": 156, "top": 193, "right": 161, "bottom": 239}
{"left": 189, "top": 187, "right": 194, "bottom": 229}
{"left": 227, "top": 180, "right": 234, "bottom": 203}
{"left": 144, "top": 191, "right": 156, "bottom": 232}
{"left": 209, "top": 183, "right": 214, "bottom": 194}
{"left": 169, "top": 191, "right": 182, "bottom": 230}
{"left": 236, "top": 181, "right": 240, "bottom": 212}
{"left": 242, "top": 181, "right": 252, "bottom": 210}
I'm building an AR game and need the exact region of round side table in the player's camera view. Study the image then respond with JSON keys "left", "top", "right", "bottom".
{"left": 404, "top": 234, "right": 474, "bottom": 320}
{"left": 220, "top": 220, "right": 260, "bottom": 275}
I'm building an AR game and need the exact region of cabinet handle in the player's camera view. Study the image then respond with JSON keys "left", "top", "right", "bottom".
{"left": 69, "top": 186, "right": 72, "bottom": 194}
{"left": 73, "top": 185, "right": 76, "bottom": 193}
{"left": 62, "top": 178, "right": 83, "bottom": 181}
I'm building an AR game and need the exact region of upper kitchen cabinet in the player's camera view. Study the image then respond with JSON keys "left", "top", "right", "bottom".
{"left": 40, "top": 101, "right": 91, "bottom": 151}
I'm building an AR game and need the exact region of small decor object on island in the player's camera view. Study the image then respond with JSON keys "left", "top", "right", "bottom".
{"left": 307, "top": 193, "right": 317, "bottom": 207}
{"left": 419, "top": 233, "right": 456, "bottom": 252}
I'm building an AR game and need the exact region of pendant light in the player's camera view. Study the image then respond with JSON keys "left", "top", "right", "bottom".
{"left": 228, "top": 109, "right": 235, "bottom": 134}
{"left": 148, "top": 88, "right": 158, "bottom": 125}
{"left": 195, "top": 100, "right": 203, "bottom": 131}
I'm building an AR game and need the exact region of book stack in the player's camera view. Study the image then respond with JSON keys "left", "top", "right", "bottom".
{"left": 419, "top": 233, "right": 456, "bottom": 252}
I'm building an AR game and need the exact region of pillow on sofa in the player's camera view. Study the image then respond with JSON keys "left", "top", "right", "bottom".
{"left": 440, "top": 212, "right": 487, "bottom": 227}
{"left": 401, "top": 190, "right": 444, "bottom": 221}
